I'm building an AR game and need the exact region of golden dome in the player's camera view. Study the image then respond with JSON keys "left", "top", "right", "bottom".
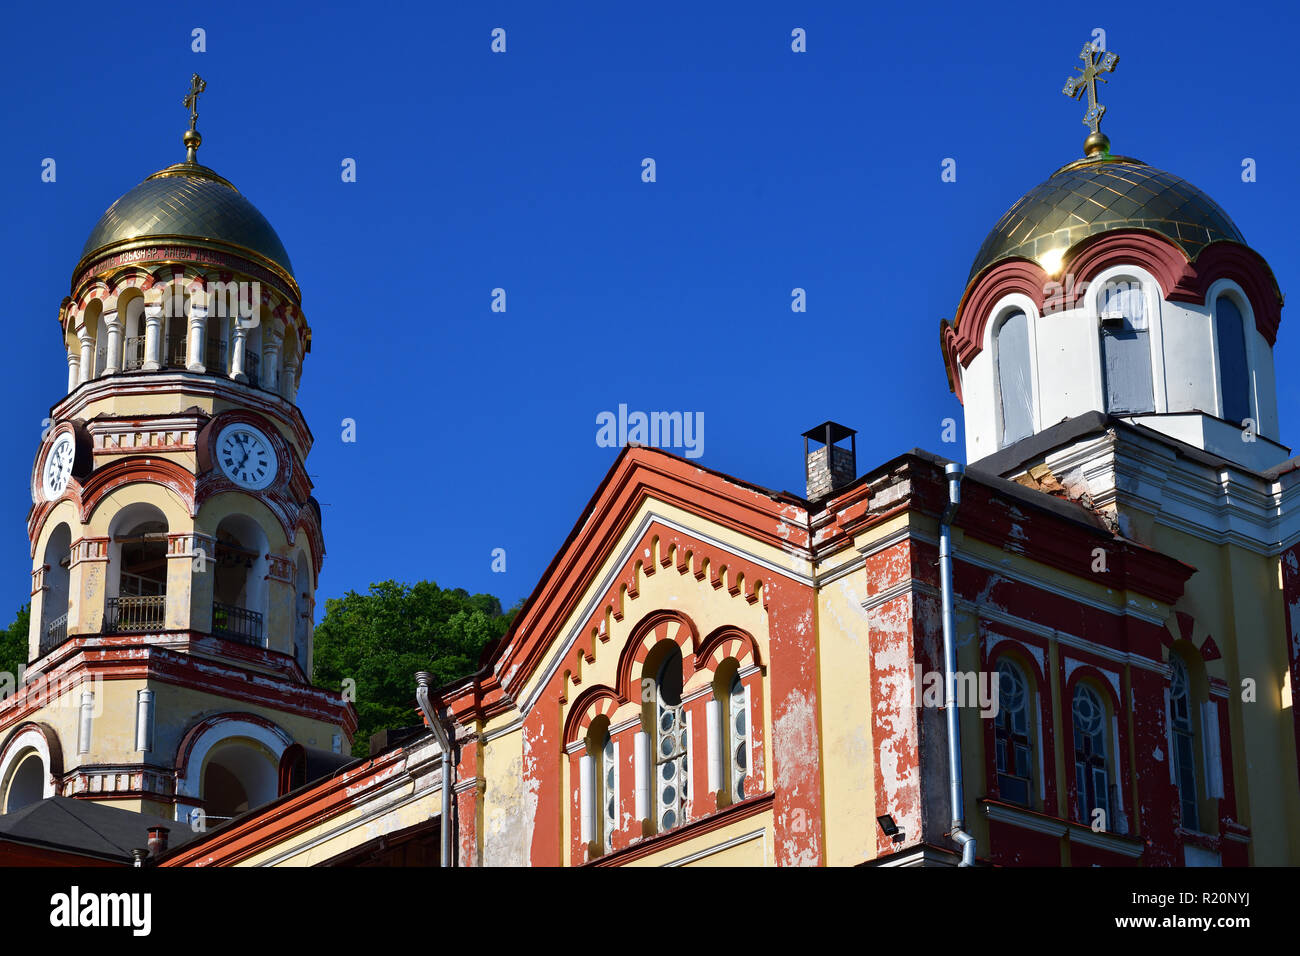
{"left": 967, "top": 155, "right": 1244, "bottom": 282}
{"left": 78, "top": 161, "right": 295, "bottom": 284}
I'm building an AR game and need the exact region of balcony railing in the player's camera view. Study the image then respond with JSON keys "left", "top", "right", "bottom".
{"left": 41, "top": 612, "right": 69, "bottom": 656}
{"left": 205, "top": 339, "right": 228, "bottom": 375}
{"left": 245, "top": 350, "right": 260, "bottom": 389}
{"left": 105, "top": 595, "right": 166, "bottom": 633}
{"left": 212, "top": 602, "right": 264, "bottom": 647}
{"left": 124, "top": 335, "right": 147, "bottom": 371}
{"left": 165, "top": 333, "right": 188, "bottom": 369}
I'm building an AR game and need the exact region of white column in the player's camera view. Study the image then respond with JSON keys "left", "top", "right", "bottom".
{"left": 78, "top": 333, "right": 94, "bottom": 385}
{"left": 103, "top": 310, "right": 122, "bottom": 374}
{"left": 261, "top": 328, "right": 282, "bottom": 392}
{"left": 282, "top": 358, "right": 299, "bottom": 402}
{"left": 634, "top": 730, "right": 650, "bottom": 821}
{"left": 578, "top": 753, "right": 595, "bottom": 844}
{"left": 142, "top": 305, "right": 164, "bottom": 371}
{"left": 706, "top": 698, "right": 721, "bottom": 793}
{"left": 230, "top": 324, "right": 248, "bottom": 381}
{"left": 135, "top": 689, "right": 155, "bottom": 752}
{"left": 78, "top": 690, "right": 94, "bottom": 754}
{"left": 66, "top": 351, "right": 80, "bottom": 393}
{"left": 186, "top": 305, "right": 208, "bottom": 372}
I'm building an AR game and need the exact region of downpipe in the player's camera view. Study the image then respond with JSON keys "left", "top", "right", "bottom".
{"left": 940, "top": 462, "right": 976, "bottom": 867}
{"left": 415, "top": 671, "right": 455, "bottom": 867}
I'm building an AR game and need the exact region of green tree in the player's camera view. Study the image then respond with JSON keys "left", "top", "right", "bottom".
{"left": 0, "top": 605, "right": 29, "bottom": 683}
{"left": 312, "top": 581, "right": 517, "bottom": 756}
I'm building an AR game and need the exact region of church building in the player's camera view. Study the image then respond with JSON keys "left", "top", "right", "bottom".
{"left": 6, "top": 49, "right": 1300, "bottom": 867}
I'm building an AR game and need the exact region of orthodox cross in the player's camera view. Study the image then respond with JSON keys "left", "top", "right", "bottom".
{"left": 184, "top": 74, "right": 207, "bottom": 131}
{"left": 1062, "top": 43, "right": 1119, "bottom": 134}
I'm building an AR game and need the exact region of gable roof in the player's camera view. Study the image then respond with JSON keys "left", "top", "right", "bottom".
{"left": 0, "top": 796, "right": 196, "bottom": 863}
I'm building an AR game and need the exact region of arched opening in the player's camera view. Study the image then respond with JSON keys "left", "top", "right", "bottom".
{"left": 40, "top": 524, "right": 72, "bottom": 655}
{"left": 293, "top": 557, "right": 311, "bottom": 671}
{"left": 205, "top": 312, "right": 229, "bottom": 377}
{"left": 3, "top": 751, "right": 46, "bottom": 813}
{"left": 244, "top": 323, "right": 263, "bottom": 389}
{"left": 994, "top": 310, "right": 1034, "bottom": 447}
{"left": 1099, "top": 278, "right": 1155, "bottom": 414}
{"left": 93, "top": 308, "right": 111, "bottom": 377}
{"left": 1214, "top": 294, "right": 1251, "bottom": 426}
{"left": 212, "top": 514, "right": 269, "bottom": 646}
{"left": 107, "top": 503, "right": 169, "bottom": 632}
{"left": 201, "top": 739, "right": 278, "bottom": 822}
{"left": 161, "top": 284, "right": 189, "bottom": 369}
{"left": 120, "top": 292, "right": 145, "bottom": 371}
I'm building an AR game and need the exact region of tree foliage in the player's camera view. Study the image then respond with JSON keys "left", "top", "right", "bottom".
{"left": 312, "top": 581, "right": 516, "bottom": 756}
{"left": 0, "top": 605, "right": 29, "bottom": 682}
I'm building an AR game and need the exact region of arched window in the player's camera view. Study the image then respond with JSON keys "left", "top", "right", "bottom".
{"left": 995, "top": 310, "right": 1034, "bottom": 446}
{"left": 579, "top": 719, "right": 617, "bottom": 855}
{"left": 1169, "top": 656, "right": 1198, "bottom": 829}
{"left": 709, "top": 661, "right": 750, "bottom": 807}
{"left": 1214, "top": 294, "right": 1251, "bottom": 426}
{"left": 1072, "top": 684, "right": 1110, "bottom": 826}
{"left": 994, "top": 659, "right": 1032, "bottom": 807}
{"left": 645, "top": 645, "right": 688, "bottom": 832}
{"left": 1099, "top": 280, "right": 1155, "bottom": 414}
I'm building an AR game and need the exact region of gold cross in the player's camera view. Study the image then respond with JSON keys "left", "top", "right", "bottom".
{"left": 1062, "top": 43, "right": 1118, "bottom": 134}
{"left": 183, "top": 73, "right": 207, "bottom": 131}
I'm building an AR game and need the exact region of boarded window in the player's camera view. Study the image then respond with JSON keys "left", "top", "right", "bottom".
{"left": 1100, "top": 283, "right": 1154, "bottom": 414}
{"left": 996, "top": 311, "right": 1034, "bottom": 446}
{"left": 1215, "top": 295, "right": 1251, "bottom": 425}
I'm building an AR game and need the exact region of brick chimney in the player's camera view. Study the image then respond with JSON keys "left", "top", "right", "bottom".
{"left": 147, "top": 825, "right": 169, "bottom": 858}
{"left": 803, "top": 422, "right": 857, "bottom": 500}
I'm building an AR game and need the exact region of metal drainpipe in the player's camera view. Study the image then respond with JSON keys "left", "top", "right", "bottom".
{"left": 940, "top": 462, "right": 976, "bottom": 867}
{"left": 415, "top": 672, "right": 455, "bottom": 867}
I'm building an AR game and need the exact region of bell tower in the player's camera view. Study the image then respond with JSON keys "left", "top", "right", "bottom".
{"left": 0, "top": 77, "right": 353, "bottom": 826}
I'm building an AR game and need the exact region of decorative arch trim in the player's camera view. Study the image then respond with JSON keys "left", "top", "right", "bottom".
{"left": 563, "top": 687, "right": 622, "bottom": 745}
{"left": 615, "top": 609, "right": 699, "bottom": 702}
{"left": 696, "top": 626, "right": 762, "bottom": 674}
{"left": 77, "top": 456, "right": 197, "bottom": 524}
{"left": 174, "top": 712, "right": 293, "bottom": 798}
{"left": 0, "top": 721, "right": 63, "bottom": 790}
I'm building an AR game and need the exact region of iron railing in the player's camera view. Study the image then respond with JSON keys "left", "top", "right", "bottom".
{"left": 124, "top": 335, "right": 147, "bottom": 371}
{"left": 212, "top": 602, "right": 264, "bottom": 647}
{"left": 105, "top": 595, "right": 166, "bottom": 633}
{"left": 41, "top": 612, "right": 69, "bottom": 656}
{"left": 204, "top": 339, "right": 228, "bottom": 375}
{"left": 165, "top": 333, "right": 188, "bottom": 369}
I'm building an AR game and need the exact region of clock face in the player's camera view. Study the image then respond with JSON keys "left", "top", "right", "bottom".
{"left": 216, "top": 424, "right": 278, "bottom": 490}
{"left": 42, "top": 433, "right": 76, "bottom": 500}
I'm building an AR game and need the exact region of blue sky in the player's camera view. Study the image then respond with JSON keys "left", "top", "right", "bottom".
{"left": 1, "top": 0, "right": 1296, "bottom": 616}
